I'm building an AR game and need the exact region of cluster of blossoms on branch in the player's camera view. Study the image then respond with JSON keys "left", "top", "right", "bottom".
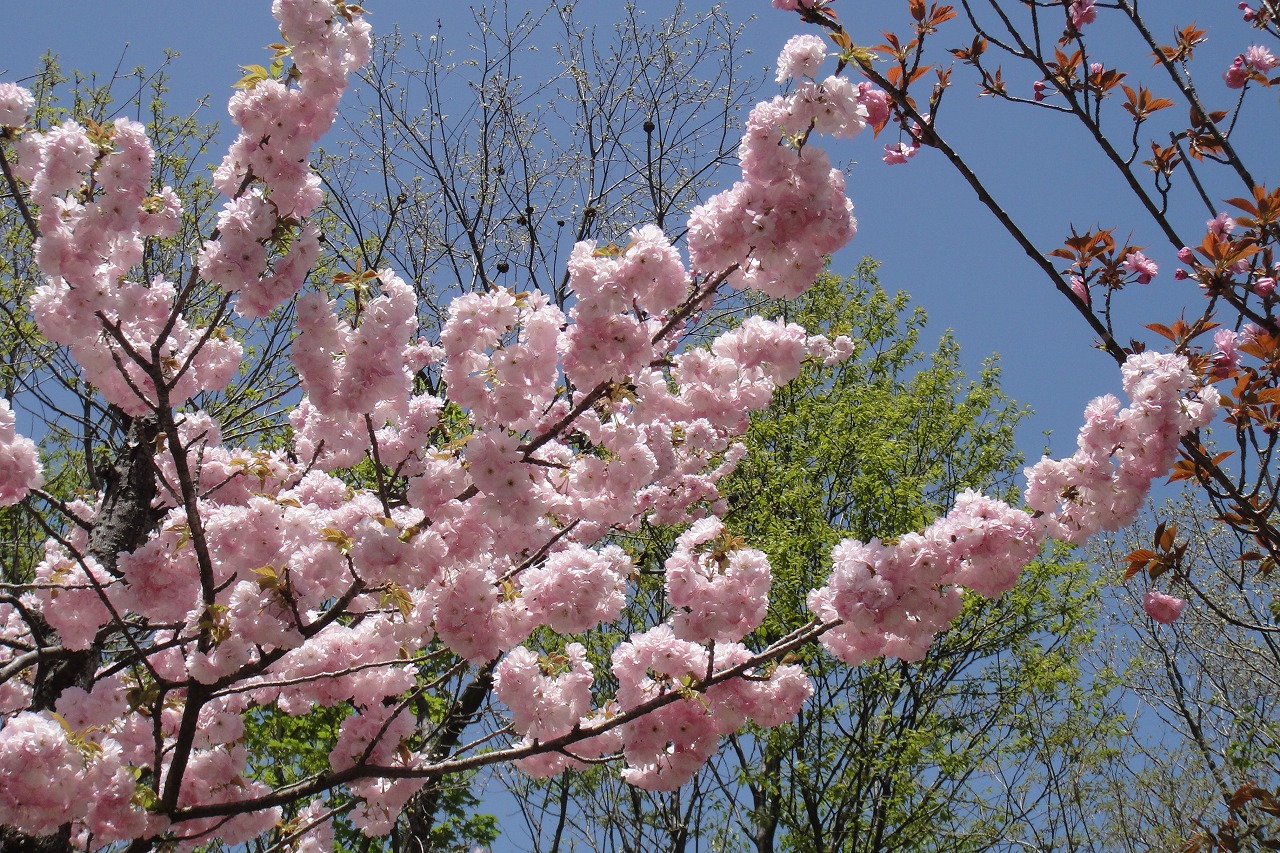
{"left": 811, "top": 352, "right": 1217, "bottom": 666}
{"left": 0, "top": 0, "right": 1221, "bottom": 847}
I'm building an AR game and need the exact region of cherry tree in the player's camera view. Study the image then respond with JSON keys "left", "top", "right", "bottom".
{"left": 0, "top": 0, "right": 1218, "bottom": 849}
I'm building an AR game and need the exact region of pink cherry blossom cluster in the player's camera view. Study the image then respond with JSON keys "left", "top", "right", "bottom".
{"left": 442, "top": 286, "right": 564, "bottom": 431}
{"left": 607, "top": 625, "right": 811, "bottom": 789}
{"left": 0, "top": 399, "right": 41, "bottom": 506}
{"left": 494, "top": 643, "right": 595, "bottom": 743}
{"left": 0, "top": 712, "right": 107, "bottom": 837}
{"left": 810, "top": 351, "right": 1216, "bottom": 665}
{"left": 686, "top": 61, "right": 866, "bottom": 297}
{"left": 665, "top": 517, "right": 772, "bottom": 642}
{"left": 294, "top": 272, "right": 417, "bottom": 418}
{"left": 0, "top": 83, "right": 34, "bottom": 129}
{"left": 808, "top": 490, "right": 1036, "bottom": 666}
{"left": 776, "top": 34, "right": 829, "bottom": 84}
{"left": 328, "top": 703, "right": 424, "bottom": 835}
{"left": 1121, "top": 250, "right": 1158, "bottom": 284}
{"left": 1223, "top": 45, "right": 1279, "bottom": 88}
{"left": 883, "top": 141, "right": 919, "bottom": 165}
{"left": 562, "top": 225, "right": 685, "bottom": 390}
{"left": 1025, "top": 352, "right": 1218, "bottom": 544}
{"left": 199, "top": 0, "right": 370, "bottom": 317}
{"left": 0, "top": 604, "right": 33, "bottom": 714}
{"left": 1070, "top": 0, "right": 1098, "bottom": 29}
{"left": 1143, "top": 589, "right": 1187, "bottom": 624}
{"left": 1211, "top": 328, "right": 1243, "bottom": 379}
{"left": 0, "top": 8, "right": 879, "bottom": 830}
{"left": 1173, "top": 214, "right": 1279, "bottom": 293}
{"left": 11, "top": 114, "right": 241, "bottom": 415}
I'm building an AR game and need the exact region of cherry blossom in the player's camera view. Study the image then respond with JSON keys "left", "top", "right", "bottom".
{"left": 776, "top": 34, "right": 828, "bottom": 83}
{"left": 0, "top": 399, "right": 41, "bottom": 505}
{"left": 1070, "top": 0, "right": 1097, "bottom": 28}
{"left": 0, "top": 83, "right": 34, "bottom": 129}
{"left": 1143, "top": 589, "right": 1187, "bottom": 624}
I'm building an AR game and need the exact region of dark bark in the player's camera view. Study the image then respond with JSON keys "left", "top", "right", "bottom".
{"left": 0, "top": 827, "right": 74, "bottom": 853}
{"left": 392, "top": 662, "right": 496, "bottom": 852}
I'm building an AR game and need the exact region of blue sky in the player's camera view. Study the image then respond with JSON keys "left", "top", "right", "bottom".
{"left": 1, "top": 1, "right": 1257, "bottom": 464}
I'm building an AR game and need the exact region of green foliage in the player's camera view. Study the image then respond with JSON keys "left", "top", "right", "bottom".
{"left": 726, "top": 259, "right": 1027, "bottom": 639}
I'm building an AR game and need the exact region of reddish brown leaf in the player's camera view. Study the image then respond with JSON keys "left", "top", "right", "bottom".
{"left": 930, "top": 5, "right": 957, "bottom": 26}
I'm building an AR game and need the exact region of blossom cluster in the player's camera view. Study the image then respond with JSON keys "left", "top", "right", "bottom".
{"left": 0, "top": 399, "right": 41, "bottom": 506}
{"left": 0, "top": 9, "right": 869, "bottom": 836}
{"left": 1223, "top": 45, "right": 1278, "bottom": 88}
{"left": 0, "top": 83, "right": 34, "bottom": 129}
{"left": 1025, "top": 352, "right": 1218, "bottom": 543}
{"left": 775, "top": 34, "right": 828, "bottom": 84}
{"left": 198, "top": 0, "right": 370, "bottom": 318}
{"left": 810, "top": 351, "right": 1216, "bottom": 665}
{"left": 686, "top": 68, "right": 868, "bottom": 297}
{"left": 12, "top": 112, "right": 243, "bottom": 415}
{"left": 1070, "top": 0, "right": 1097, "bottom": 29}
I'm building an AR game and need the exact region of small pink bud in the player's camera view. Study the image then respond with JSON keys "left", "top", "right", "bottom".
{"left": 1070, "top": 275, "right": 1090, "bottom": 304}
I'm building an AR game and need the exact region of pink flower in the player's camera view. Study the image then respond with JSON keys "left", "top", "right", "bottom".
{"left": 1143, "top": 589, "right": 1186, "bottom": 624}
{"left": 0, "top": 398, "right": 42, "bottom": 505}
{"left": 1122, "top": 250, "right": 1158, "bottom": 284}
{"left": 776, "top": 34, "right": 828, "bottom": 83}
{"left": 1070, "top": 0, "right": 1097, "bottom": 28}
{"left": 857, "top": 83, "right": 891, "bottom": 129}
{"left": 1212, "top": 328, "right": 1242, "bottom": 377}
{"left": 1225, "top": 57, "right": 1251, "bottom": 88}
{"left": 1224, "top": 47, "right": 1276, "bottom": 88}
{"left": 1208, "top": 212, "right": 1236, "bottom": 239}
{"left": 883, "top": 142, "right": 918, "bottom": 165}
{"left": 1247, "top": 45, "right": 1279, "bottom": 72}
{"left": 1070, "top": 275, "right": 1090, "bottom": 304}
{"left": 0, "top": 83, "right": 34, "bottom": 128}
